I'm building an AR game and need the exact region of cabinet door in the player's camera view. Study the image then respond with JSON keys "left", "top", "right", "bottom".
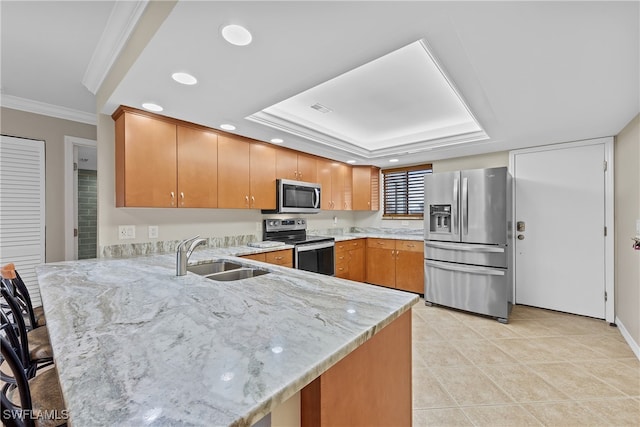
{"left": 317, "top": 159, "right": 333, "bottom": 210}
{"left": 250, "top": 142, "right": 276, "bottom": 209}
{"left": 366, "top": 247, "right": 396, "bottom": 287}
{"left": 297, "top": 154, "right": 317, "bottom": 183}
{"left": 118, "top": 112, "right": 177, "bottom": 207}
{"left": 177, "top": 126, "right": 218, "bottom": 208}
{"left": 331, "top": 162, "right": 345, "bottom": 211}
{"left": 218, "top": 135, "right": 250, "bottom": 208}
{"left": 275, "top": 148, "right": 298, "bottom": 180}
{"left": 348, "top": 247, "right": 365, "bottom": 282}
{"left": 343, "top": 165, "right": 353, "bottom": 211}
{"left": 395, "top": 250, "right": 424, "bottom": 294}
{"left": 353, "top": 166, "right": 381, "bottom": 211}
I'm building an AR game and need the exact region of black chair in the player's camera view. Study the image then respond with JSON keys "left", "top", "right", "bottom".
{"left": 1, "top": 263, "right": 46, "bottom": 330}
{"left": 1, "top": 336, "right": 67, "bottom": 427}
{"left": 1, "top": 288, "right": 53, "bottom": 378}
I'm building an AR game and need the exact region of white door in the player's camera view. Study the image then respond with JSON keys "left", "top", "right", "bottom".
{"left": 512, "top": 140, "right": 608, "bottom": 319}
{"left": 0, "top": 135, "right": 46, "bottom": 306}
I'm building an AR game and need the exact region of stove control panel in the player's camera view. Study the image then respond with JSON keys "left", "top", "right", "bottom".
{"left": 264, "top": 218, "right": 307, "bottom": 232}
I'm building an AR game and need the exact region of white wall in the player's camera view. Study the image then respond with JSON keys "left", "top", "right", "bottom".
{"left": 614, "top": 113, "right": 640, "bottom": 350}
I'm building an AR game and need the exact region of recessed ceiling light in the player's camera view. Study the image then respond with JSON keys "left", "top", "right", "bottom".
{"left": 346, "top": 160, "right": 356, "bottom": 164}
{"left": 171, "top": 72, "right": 197, "bottom": 85}
{"left": 270, "top": 138, "right": 284, "bottom": 144}
{"left": 389, "top": 158, "right": 399, "bottom": 163}
{"left": 221, "top": 24, "right": 252, "bottom": 46}
{"left": 220, "top": 124, "right": 236, "bottom": 131}
{"left": 142, "top": 103, "right": 163, "bottom": 112}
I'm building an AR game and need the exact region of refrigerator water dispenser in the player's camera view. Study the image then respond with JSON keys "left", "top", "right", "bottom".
{"left": 429, "top": 205, "right": 451, "bottom": 233}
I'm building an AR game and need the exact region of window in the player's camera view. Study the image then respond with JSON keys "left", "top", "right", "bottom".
{"left": 382, "top": 164, "right": 432, "bottom": 218}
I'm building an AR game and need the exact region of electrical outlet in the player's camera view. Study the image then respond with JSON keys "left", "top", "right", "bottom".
{"left": 148, "top": 225, "right": 159, "bottom": 239}
{"left": 256, "top": 221, "right": 261, "bottom": 231}
{"left": 118, "top": 225, "right": 136, "bottom": 240}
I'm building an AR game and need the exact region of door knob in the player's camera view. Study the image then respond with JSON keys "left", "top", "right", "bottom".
{"left": 517, "top": 234, "right": 525, "bottom": 240}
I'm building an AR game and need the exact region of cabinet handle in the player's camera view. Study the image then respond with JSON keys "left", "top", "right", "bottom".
{"left": 170, "top": 191, "right": 175, "bottom": 206}
{"left": 245, "top": 195, "right": 249, "bottom": 206}
{"left": 377, "top": 242, "right": 384, "bottom": 245}
{"left": 299, "top": 172, "right": 302, "bottom": 179}
{"left": 275, "top": 256, "right": 283, "bottom": 260}
{"left": 406, "top": 244, "right": 415, "bottom": 248}
{"left": 396, "top": 251, "right": 399, "bottom": 258}
{"left": 180, "top": 192, "right": 185, "bottom": 206}
{"left": 251, "top": 195, "right": 255, "bottom": 206}
{"left": 294, "top": 171, "right": 298, "bottom": 178}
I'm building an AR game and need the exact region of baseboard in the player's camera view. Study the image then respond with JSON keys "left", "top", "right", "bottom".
{"left": 615, "top": 316, "right": 640, "bottom": 360}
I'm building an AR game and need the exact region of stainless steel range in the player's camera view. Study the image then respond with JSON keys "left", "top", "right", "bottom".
{"left": 263, "top": 218, "right": 335, "bottom": 276}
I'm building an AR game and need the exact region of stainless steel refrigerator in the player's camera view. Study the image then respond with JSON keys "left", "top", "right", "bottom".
{"left": 424, "top": 167, "right": 512, "bottom": 322}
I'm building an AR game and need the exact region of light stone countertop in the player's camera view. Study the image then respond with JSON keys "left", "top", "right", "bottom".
{"left": 331, "top": 232, "right": 424, "bottom": 242}
{"left": 36, "top": 249, "right": 418, "bottom": 427}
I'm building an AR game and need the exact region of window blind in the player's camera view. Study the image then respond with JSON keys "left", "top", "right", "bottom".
{"left": 383, "top": 165, "right": 432, "bottom": 217}
{"left": 0, "top": 135, "right": 46, "bottom": 306}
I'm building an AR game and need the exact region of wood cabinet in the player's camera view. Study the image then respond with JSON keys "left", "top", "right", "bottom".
{"left": 240, "top": 249, "right": 293, "bottom": 268}
{"left": 177, "top": 125, "right": 218, "bottom": 208}
{"left": 276, "top": 149, "right": 317, "bottom": 182}
{"left": 218, "top": 134, "right": 276, "bottom": 209}
{"left": 352, "top": 166, "right": 380, "bottom": 211}
{"left": 114, "top": 107, "right": 218, "bottom": 208}
{"left": 301, "top": 310, "right": 411, "bottom": 427}
{"left": 335, "top": 239, "right": 365, "bottom": 282}
{"left": 317, "top": 159, "right": 352, "bottom": 210}
{"left": 366, "top": 238, "right": 424, "bottom": 294}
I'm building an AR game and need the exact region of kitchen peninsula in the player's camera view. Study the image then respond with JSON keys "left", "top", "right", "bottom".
{"left": 36, "top": 248, "right": 417, "bottom": 426}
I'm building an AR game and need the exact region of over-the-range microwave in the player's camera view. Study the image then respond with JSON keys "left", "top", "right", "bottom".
{"left": 262, "top": 179, "right": 321, "bottom": 214}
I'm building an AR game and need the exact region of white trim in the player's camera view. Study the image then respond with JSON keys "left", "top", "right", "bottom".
{"left": 508, "top": 136, "right": 615, "bottom": 323}
{"left": 616, "top": 316, "right": 640, "bottom": 360}
{"left": 82, "top": 1, "right": 149, "bottom": 95}
{"left": 1, "top": 94, "right": 96, "bottom": 125}
{"left": 64, "top": 136, "right": 97, "bottom": 261}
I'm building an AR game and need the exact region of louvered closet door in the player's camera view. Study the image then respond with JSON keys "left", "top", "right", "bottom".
{"left": 0, "top": 135, "right": 45, "bottom": 306}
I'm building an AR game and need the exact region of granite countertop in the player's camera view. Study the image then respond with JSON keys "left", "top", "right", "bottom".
{"left": 331, "top": 232, "right": 424, "bottom": 242}
{"left": 36, "top": 250, "right": 417, "bottom": 427}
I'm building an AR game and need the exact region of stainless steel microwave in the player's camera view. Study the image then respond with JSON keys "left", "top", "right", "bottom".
{"left": 262, "top": 179, "right": 321, "bottom": 214}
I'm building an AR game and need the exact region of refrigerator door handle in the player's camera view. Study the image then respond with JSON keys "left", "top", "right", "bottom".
{"left": 461, "top": 177, "right": 468, "bottom": 235}
{"left": 425, "top": 260, "right": 505, "bottom": 276}
{"left": 452, "top": 178, "right": 459, "bottom": 235}
{"left": 425, "top": 241, "right": 505, "bottom": 253}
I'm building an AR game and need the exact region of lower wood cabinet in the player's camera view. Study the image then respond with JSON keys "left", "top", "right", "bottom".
{"left": 240, "top": 249, "right": 293, "bottom": 268}
{"left": 335, "top": 239, "right": 365, "bottom": 282}
{"left": 366, "top": 238, "right": 424, "bottom": 294}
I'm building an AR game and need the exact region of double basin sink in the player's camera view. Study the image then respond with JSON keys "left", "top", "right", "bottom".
{"left": 187, "top": 260, "right": 269, "bottom": 281}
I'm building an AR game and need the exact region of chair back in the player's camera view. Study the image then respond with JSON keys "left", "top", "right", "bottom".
{"left": 0, "top": 335, "right": 35, "bottom": 427}
{"left": 1, "top": 288, "right": 36, "bottom": 377}
{"left": 1, "top": 263, "right": 38, "bottom": 330}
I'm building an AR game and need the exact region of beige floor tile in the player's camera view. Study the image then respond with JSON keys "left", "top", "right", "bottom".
{"left": 524, "top": 401, "right": 609, "bottom": 426}
{"left": 413, "top": 408, "right": 473, "bottom": 427}
{"left": 434, "top": 323, "right": 485, "bottom": 340}
{"left": 501, "top": 319, "right": 556, "bottom": 338}
{"left": 468, "top": 321, "right": 523, "bottom": 339}
{"left": 450, "top": 339, "right": 518, "bottom": 365}
{"left": 479, "top": 364, "right": 569, "bottom": 403}
{"left": 430, "top": 365, "right": 514, "bottom": 406}
{"left": 571, "top": 360, "right": 640, "bottom": 397}
{"left": 571, "top": 335, "right": 638, "bottom": 359}
{"left": 536, "top": 317, "right": 612, "bottom": 336}
{"left": 492, "top": 337, "right": 562, "bottom": 363}
{"left": 414, "top": 341, "right": 473, "bottom": 368}
{"left": 510, "top": 305, "right": 569, "bottom": 320}
{"left": 578, "top": 398, "right": 640, "bottom": 426}
{"left": 412, "top": 367, "right": 457, "bottom": 409}
{"left": 533, "top": 336, "right": 612, "bottom": 361}
{"left": 461, "top": 404, "right": 543, "bottom": 426}
{"left": 618, "top": 357, "right": 640, "bottom": 369}
{"left": 529, "top": 362, "right": 625, "bottom": 400}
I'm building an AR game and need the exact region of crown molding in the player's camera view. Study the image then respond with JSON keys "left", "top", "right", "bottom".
{"left": 1, "top": 95, "right": 97, "bottom": 125}
{"left": 82, "top": 0, "right": 149, "bottom": 95}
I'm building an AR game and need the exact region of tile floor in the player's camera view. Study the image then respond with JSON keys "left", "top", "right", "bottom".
{"left": 411, "top": 299, "right": 640, "bottom": 426}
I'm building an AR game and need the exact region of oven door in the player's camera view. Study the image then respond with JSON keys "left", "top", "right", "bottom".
{"left": 295, "top": 241, "right": 335, "bottom": 276}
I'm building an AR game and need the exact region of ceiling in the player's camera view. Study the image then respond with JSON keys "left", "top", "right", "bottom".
{"left": 2, "top": 1, "right": 638, "bottom": 168}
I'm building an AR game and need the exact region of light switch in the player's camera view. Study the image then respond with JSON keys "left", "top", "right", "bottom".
{"left": 148, "top": 225, "right": 159, "bottom": 239}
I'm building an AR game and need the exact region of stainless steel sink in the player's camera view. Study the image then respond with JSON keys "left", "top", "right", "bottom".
{"left": 205, "top": 268, "right": 269, "bottom": 281}
{"left": 187, "top": 261, "right": 242, "bottom": 276}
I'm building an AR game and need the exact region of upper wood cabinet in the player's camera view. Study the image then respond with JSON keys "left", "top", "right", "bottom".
{"left": 218, "top": 134, "right": 276, "bottom": 209}
{"left": 114, "top": 107, "right": 219, "bottom": 208}
{"left": 276, "top": 149, "right": 317, "bottom": 183}
{"left": 115, "top": 110, "right": 177, "bottom": 207}
{"left": 317, "top": 159, "right": 352, "bottom": 210}
{"left": 177, "top": 126, "right": 218, "bottom": 208}
{"left": 352, "top": 166, "right": 380, "bottom": 211}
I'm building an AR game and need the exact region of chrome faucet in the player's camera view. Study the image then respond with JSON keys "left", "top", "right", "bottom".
{"left": 176, "top": 235, "right": 207, "bottom": 276}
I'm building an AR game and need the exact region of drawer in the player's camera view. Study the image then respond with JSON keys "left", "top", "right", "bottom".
{"left": 397, "top": 240, "right": 423, "bottom": 253}
{"left": 347, "top": 239, "right": 365, "bottom": 249}
{"left": 335, "top": 252, "right": 348, "bottom": 263}
{"left": 367, "top": 238, "right": 395, "bottom": 249}
{"left": 335, "top": 242, "right": 349, "bottom": 253}
{"left": 265, "top": 249, "right": 293, "bottom": 266}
